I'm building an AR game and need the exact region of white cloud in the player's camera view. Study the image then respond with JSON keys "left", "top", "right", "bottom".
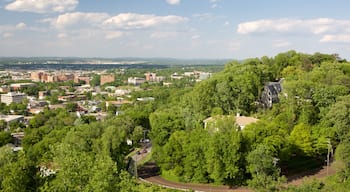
{"left": 320, "top": 34, "right": 350, "bottom": 43}
{"left": 15, "top": 22, "right": 26, "bottom": 29}
{"left": 5, "top": 0, "right": 78, "bottom": 13}
{"left": 150, "top": 31, "right": 178, "bottom": 39}
{"left": 45, "top": 12, "right": 110, "bottom": 29}
{"left": 57, "top": 33, "right": 67, "bottom": 39}
{"left": 3, "top": 32, "right": 13, "bottom": 38}
{"left": 166, "top": 0, "right": 180, "bottom": 5}
{"left": 273, "top": 40, "right": 291, "bottom": 48}
{"left": 191, "top": 35, "right": 200, "bottom": 39}
{"left": 237, "top": 18, "right": 350, "bottom": 35}
{"left": 103, "top": 13, "right": 187, "bottom": 29}
{"left": 105, "top": 31, "right": 124, "bottom": 39}
{"left": 210, "top": 0, "right": 220, "bottom": 8}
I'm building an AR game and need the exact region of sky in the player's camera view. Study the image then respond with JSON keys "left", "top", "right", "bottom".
{"left": 0, "top": 0, "right": 350, "bottom": 59}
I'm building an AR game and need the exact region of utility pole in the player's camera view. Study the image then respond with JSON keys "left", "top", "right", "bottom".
{"left": 134, "top": 155, "right": 138, "bottom": 178}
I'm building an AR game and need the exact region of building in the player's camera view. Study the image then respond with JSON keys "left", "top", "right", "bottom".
{"left": 1, "top": 92, "right": 26, "bottom": 105}
{"left": 31, "top": 71, "right": 75, "bottom": 83}
{"left": 10, "top": 83, "right": 36, "bottom": 91}
{"left": 261, "top": 80, "right": 283, "bottom": 108}
{"left": 144, "top": 72, "right": 165, "bottom": 82}
{"left": 30, "top": 71, "right": 44, "bottom": 82}
{"left": 0, "top": 115, "right": 24, "bottom": 124}
{"left": 128, "top": 77, "right": 145, "bottom": 86}
{"left": 145, "top": 72, "right": 156, "bottom": 81}
{"left": 74, "top": 75, "right": 90, "bottom": 85}
{"left": 0, "top": 86, "right": 10, "bottom": 93}
{"left": 170, "top": 73, "right": 183, "bottom": 80}
{"left": 203, "top": 115, "right": 259, "bottom": 131}
{"left": 56, "top": 73, "right": 74, "bottom": 82}
{"left": 100, "top": 74, "right": 115, "bottom": 85}
{"left": 235, "top": 115, "right": 259, "bottom": 129}
{"left": 38, "top": 91, "right": 48, "bottom": 100}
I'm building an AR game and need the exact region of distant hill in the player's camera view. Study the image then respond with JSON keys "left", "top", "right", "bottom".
{"left": 0, "top": 57, "right": 230, "bottom": 66}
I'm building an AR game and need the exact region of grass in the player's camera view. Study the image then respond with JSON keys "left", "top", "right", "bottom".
{"left": 160, "top": 169, "right": 181, "bottom": 183}
{"left": 137, "top": 151, "right": 153, "bottom": 167}
{"left": 126, "top": 147, "right": 141, "bottom": 158}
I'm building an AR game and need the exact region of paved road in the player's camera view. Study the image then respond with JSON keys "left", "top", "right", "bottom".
{"left": 138, "top": 162, "right": 336, "bottom": 192}
{"left": 138, "top": 162, "right": 251, "bottom": 192}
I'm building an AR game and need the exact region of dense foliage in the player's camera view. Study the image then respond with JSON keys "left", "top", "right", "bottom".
{"left": 1, "top": 51, "right": 350, "bottom": 191}
{"left": 149, "top": 51, "right": 350, "bottom": 190}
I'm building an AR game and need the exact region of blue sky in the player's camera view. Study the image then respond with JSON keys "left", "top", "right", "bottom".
{"left": 0, "top": 0, "right": 350, "bottom": 59}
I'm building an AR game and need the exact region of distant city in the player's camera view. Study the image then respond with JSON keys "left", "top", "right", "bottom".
{"left": 0, "top": 57, "right": 229, "bottom": 71}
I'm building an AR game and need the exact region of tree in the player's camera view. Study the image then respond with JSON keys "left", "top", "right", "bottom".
{"left": 0, "top": 120, "right": 7, "bottom": 131}
{"left": 90, "top": 74, "right": 101, "bottom": 87}
{"left": 66, "top": 102, "right": 78, "bottom": 112}
{"left": 131, "top": 126, "right": 144, "bottom": 144}
{"left": 84, "top": 154, "right": 119, "bottom": 192}
{"left": 289, "top": 123, "right": 315, "bottom": 157}
{"left": 205, "top": 116, "right": 245, "bottom": 185}
{"left": 0, "top": 151, "right": 36, "bottom": 192}
{"left": 0, "top": 132, "right": 12, "bottom": 147}
{"left": 247, "top": 145, "right": 285, "bottom": 191}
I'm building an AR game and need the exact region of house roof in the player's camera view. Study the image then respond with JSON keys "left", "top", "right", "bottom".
{"left": 203, "top": 115, "right": 259, "bottom": 129}
{"left": 235, "top": 116, "right": 259, "bottom": 128}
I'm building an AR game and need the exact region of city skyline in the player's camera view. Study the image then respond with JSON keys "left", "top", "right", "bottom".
{"left": 0, "top": 0, "right": 350, "bottom": 60}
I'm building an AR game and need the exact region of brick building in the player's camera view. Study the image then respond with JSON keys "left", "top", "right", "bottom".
{"left": 100, "top": 74, "right": 115, "bottom": 85}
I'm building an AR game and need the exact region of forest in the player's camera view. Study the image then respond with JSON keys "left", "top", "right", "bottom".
{"left": 1, "top": 50, "right": 350, "bottom": 191}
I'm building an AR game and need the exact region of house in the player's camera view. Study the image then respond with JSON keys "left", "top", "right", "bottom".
{"left": 203, "top": 114, "right": 258, "bottom": 131}
{"left": 261, "top": 80, "right": 283, "bottom": 108}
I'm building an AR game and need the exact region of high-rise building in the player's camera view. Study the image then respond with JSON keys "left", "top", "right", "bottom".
{"left": 100, "top": 74, "right": 115, "bottom": 85}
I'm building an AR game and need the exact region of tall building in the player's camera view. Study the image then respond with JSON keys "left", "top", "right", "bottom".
{"left": 30, "top": 71, "right": 43, "bottom": 82}
{"left": 74, "top": 75, "right": 90, "bottom": 85}
{"left": 1, "top": 92, "right": 26, "bottom": 105}
{"left": 145, "top": 72, "right": 165, "bottom": 82}
{"left": 100, "top": 74, "right": 115, "bottom": 85}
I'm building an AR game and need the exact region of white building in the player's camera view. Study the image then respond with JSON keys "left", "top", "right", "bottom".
{"left": 128, "top": 77, "right": 145, "bottom": 86}
{"left": 1, "top": 92, "right": 26, "bottom": 105}
{"left": 0, "top": 115, "right": 24, "bottom": 124}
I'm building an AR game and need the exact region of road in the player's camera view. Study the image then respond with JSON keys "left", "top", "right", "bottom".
{"left": 138, "top": 162, "right": 336, "bottom": 192}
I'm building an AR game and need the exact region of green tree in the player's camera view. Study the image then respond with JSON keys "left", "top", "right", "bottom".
{"left": 289, "top": 123, "right": 315, "bottom": 156}
{"left": 206, "top": 116, "right": 245, "bottom": 185}
{"left": 247, "top": 145, "right": 285, "bottom": 191}
{"left": 0, "top": 132, "right": 12, "bottom": 147}
{"left": 90, "top": 74, "right": 101, "bottom": 87}
{"left": 66, "top": 102, "right": 78, "bottom": 112}
{"left": 323, "top": 95, "right": 350, "bottom": 142}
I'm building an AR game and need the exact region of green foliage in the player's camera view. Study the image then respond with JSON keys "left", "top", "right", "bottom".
{"left": 323, "top": 95, "right": 350, "bottom": 142}
{"left": 66, "top": 102, "right": 78, "bottom": 112}
{"left": 0, "top": 132, "right": 12, "bottom": 147}
{"left": 206, "top": 120, "right": 245, "bottom": 185}
{"left": 90, "top": 74, "right": 101, "bottom": 86}
{"left": 246, "top": 145, "right": 286, "bottom": 191}
{"left": 289, "top": 123, "right": 315, "bottom": 156}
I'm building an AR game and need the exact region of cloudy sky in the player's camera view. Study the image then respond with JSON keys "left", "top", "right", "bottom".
{"left": 0, "top": 0, "right": 349, "bottom": 59}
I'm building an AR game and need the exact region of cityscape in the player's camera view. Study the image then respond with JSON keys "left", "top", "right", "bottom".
{"left": 1, "top": 0, "right": 350, "bottom": 192}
